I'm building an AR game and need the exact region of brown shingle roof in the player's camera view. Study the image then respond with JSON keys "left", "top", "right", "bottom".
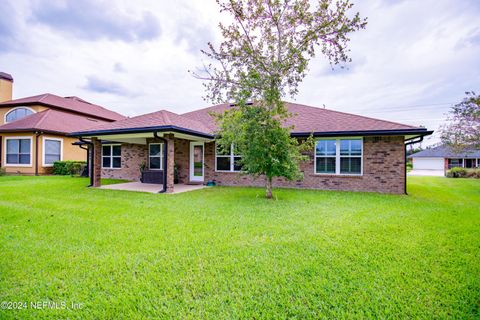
{"left": 182, "top": 102, "right": 420, "bottom": 134}
{"left": 0, "top": 109, "right": 110, "bottom": 134}
{"left": 76, "top": 110, "right": 212, "bottom": 135}
{"left": 72, "top": 102, "right": 429, "bottom": 138}
{"left": 0, "top": 93, "right": 124, "bottom": 121}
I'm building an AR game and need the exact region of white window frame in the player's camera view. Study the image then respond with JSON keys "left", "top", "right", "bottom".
{"left": 102, "top": 144, "right": 122, "bottom": 169}
{"left": 42, "top": 137, "right": 63, "bottom": 167}
{"left": 149, "top": 143, "right": 164, "bottom": 170}
{"left": 4, "top": 106, "right": 36, "bottom": 123}
{"left": 314, "top": 137, "right": 363, "bottom": 176}
{"left": 313, "top": 139, "right": 337, "bottom": 175}
{"left": 215, "top": 143, "right": 243, "bottom": 172}
{"left": 4, "top": 136, "right": 33, "bottom": 167}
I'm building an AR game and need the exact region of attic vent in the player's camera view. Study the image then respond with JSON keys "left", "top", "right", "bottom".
{"left": 86, "top": 118, "right": 99, "bottom": 122}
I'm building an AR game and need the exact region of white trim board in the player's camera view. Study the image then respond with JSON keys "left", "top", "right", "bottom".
{"left": 3, "top": 136, "right": 33, "bottom": 167}
{"left": 42, "top": 137, "right": 63, "bottom": 167}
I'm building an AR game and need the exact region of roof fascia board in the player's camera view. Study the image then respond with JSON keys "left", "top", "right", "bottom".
{"left": 69, "top": 125, "right": 215, "bottom": 139}
{"left": 290, "top": 129, "right": 433, "bottom": 138}
{"left": 0, "top": 128, "right": 67, "bottom": 135}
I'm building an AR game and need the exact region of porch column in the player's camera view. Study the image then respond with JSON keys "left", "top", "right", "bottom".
{"left": 92, "top": 137, "right": 102, "bottom": 187}
{"left": 165, "top": 134, "right": 175, "bottom": 193}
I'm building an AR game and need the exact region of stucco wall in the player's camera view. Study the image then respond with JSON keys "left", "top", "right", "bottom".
{"left": 0, "top": 79, "right": 13, "bottom": 103}
{"left": 1, "top": 132, "right": 86, "bottom": 175}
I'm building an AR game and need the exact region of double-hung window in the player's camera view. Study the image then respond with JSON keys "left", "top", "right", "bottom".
{"left": 6, "top": 137, "right": 31, "bottom": 166}
{"left": 315, "top": 138, "right": 362, "bottom": 175}
{"left": 315, "top": 139, "right": 337, "bottom": 174}
{"left": 102, "top": 145, "right": 121, "bottom": 169}
{"left": 43, "top": 138, "right": 62, "bottom": 166}
{"left": 340, "top": 139, "right": 362, "bottom": 174}
{"left": 215, "top": 143, "right": 242, "bottom": 172}
{"left": 149, "top": 143, "right": 163, "bottom": 170}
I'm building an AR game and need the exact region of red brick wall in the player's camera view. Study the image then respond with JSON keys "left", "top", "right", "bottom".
{"left": 102, "top": 143, "right": 147, "bottom": 181}
{"left": 101, "top": 138, "right": 191, "bottom": 183}
{"left": 204, "top": 136, "right": 406, "bottom": 194}
{"left": 100, "top": 136, "right": 406, "bottom": 194}
{"left": 144, "top": 137, "right": 190, "bottom": 184}
{"left": 171, "top": 138, "right": 189, "bottom": 184}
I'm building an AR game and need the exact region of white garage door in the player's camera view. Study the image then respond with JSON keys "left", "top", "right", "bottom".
{"left": 413, "top": 158, "right": 444, "bottom": 170}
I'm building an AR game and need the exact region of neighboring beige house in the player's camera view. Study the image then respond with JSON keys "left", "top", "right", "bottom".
{"left": 0, "top": 72, "right": 124, "bottom": 175}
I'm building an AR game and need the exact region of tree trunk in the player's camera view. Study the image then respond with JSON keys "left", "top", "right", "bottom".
{"left": 265, "top": 176, "right": 273, "bottom": 199}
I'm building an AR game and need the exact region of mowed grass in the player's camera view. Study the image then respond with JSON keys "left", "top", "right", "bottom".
{"left": 0, "top": 176, "right": 479, "bottom": 319}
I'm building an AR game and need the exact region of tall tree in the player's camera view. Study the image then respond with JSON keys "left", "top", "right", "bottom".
{"left": 194, "top": 0, "right": 366, "bottom": 198}
{"left": 441, "top": 91, "right": 480, "bottom": 151}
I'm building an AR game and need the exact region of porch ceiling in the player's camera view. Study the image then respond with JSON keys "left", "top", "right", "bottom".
{"left": 82, "top": 131, "right": 214, "bottom": 144}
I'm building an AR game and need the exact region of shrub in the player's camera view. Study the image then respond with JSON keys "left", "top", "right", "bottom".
{"left": 0, "top": 167, "right": 5, "bottom": 176}
{"left": 446, "top": 167, "right": 468, "bottom": 178}
{"left": 53, "top": 161, "right": 87, "bottom": 176}
{"left": 406, "top": 162, "right": 412, "bottom": 171}
{"left": 466, "top": 169, "right": 480, "bottom": 179}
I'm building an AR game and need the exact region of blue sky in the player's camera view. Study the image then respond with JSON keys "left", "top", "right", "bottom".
{"left": 1, "top": 0, "right": 479, "bottom": 146}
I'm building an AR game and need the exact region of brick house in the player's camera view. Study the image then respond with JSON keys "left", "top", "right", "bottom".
{"left": 0, "top": 72, "right": 125, "bottom": 175}
{"left": 71, "top": 102, "right": 432, "bottom": 194}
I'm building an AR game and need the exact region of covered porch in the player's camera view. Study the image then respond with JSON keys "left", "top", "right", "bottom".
{"left": 83, "top": 130, "right": 214, "bottom": 193}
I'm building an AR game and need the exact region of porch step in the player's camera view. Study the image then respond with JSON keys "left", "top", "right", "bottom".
{"left": 186, "top": 181, "right": 204, "bottom": 185}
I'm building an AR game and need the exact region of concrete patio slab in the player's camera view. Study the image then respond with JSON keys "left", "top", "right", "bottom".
{"left": 99, "top": 182, "right": 206, "bottom": 194}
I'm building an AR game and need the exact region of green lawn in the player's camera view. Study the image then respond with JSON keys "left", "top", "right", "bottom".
{"left": 0, "top": 176, "right": 479, "bottom": 319}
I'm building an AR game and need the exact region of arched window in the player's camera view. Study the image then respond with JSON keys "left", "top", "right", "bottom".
{"left": 5, "top": 107, "right": 35, "bottom": 123}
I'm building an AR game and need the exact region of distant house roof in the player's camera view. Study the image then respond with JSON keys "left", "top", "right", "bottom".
{"left": 0, "top": 93, "right": 124, "bottom": 121}
{"left": 71, "top": 102, "right": 431, "bottom": 138}
{"left": 0, "top": 109, "right": 110, "bottom": 135}
{"left": 409, "top": 145, "right": 480, "bottom": 159}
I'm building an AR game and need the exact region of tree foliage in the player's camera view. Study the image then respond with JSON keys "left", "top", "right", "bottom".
{"left": 441, "top": 91, "right": 480, "bottom": 151}
{"left": 194, "top": 0, "right": 367, "bottom": 198}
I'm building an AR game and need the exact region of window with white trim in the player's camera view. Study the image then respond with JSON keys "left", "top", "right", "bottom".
{"left": 315, "top": 139, "right": 336, "bottom": 174}
{"left": 102, "top": 145, "right": 121, "bottom": 169}
{"left": 315, "top": 138, "right": 362, "bottom": 175}
{"left": 340, "top": 139, "right": 362, "bottom": 174}
{"left": 5, "top": 107, "right": 34, "bottom": 123}
{"left": 6, "top": 138, "right": 31, "bottom": 165}
{"left": 149, "top": 143, "right": 163, "bottom": 170}
{"left": 43, "top": 138, "right": 62, "bottom": 165}
{"left": 215, "top": 143, "right": 243, "bottom": 172}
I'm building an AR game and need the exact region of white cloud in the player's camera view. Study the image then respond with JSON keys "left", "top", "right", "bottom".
{"left": 1, "top": 0, "right": 479, "bottom": 146}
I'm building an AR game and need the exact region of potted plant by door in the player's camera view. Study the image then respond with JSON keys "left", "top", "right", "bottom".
{"left": 174, "top": 163, "right": 179, "bottom": 184}
{"left": 139, "top": 162, "right": 146, "bottom": 182}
